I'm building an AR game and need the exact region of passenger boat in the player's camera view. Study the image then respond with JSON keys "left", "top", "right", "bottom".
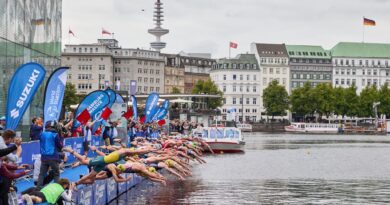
{"left": 284, "top": 122, "right": 341, "bottom": 134}
{"left": 192, "top": 122, "right": 245, "bottom": 153}
{"left": 236, "top": 123, "right": 253, "bottom": 132}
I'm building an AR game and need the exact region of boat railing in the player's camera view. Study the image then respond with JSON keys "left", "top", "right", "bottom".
{"left": 192, "top": 127, "right": 242, "bottom": 140}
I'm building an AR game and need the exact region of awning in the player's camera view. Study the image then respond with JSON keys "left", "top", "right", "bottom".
{"left": 170, "top": 99, "right": 193, "bottom": 103}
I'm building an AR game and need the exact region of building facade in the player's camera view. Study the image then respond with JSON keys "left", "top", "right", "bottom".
{"left": 163, "top": 54, "right": 185, "bottom": 93}
{"left": 251, "top": 43, "right": 289, "bottom": 116}
{"left": 62, "top": 39, "right": 165, "bottom": 94}
{"left": 286, "top": 45, "right": 332, "bottom": 90}
{"left": 0, "top": 0, "right": 62, "bottom": 128}
{"left": 211, "top": 54, "right": 261, "bottom": 122}
{"left": 179, "top": 53, "right": 215, "bottom": 94}
{"left": 331, "top": 42, "right": 390, "bottom": 93}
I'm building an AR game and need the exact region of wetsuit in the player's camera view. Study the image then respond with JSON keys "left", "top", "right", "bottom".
{"left": 88, "top": 151, "right": 124, "bottom": 172}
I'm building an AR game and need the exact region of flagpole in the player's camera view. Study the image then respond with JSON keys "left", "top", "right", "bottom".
{"left": 229, "top": 44, "right": 231, "bottom": 59}
{"left": 68, "top": 26, "right": 70, "bottom": 44}
{"left": 362, "top": 16, "right": 365, "bottom": 43}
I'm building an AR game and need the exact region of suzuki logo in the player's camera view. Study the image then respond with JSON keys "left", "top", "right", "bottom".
{"left": 10, "top": 109, "right": 19, "bottom": 119}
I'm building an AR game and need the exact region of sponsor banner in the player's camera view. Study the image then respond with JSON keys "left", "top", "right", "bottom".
{"left": 129, "top": 80, "right": 137, "bottom": 95}
{"left": 116, "top": 93, "right": 124, "bottom": 103}
{"left": 118, "top": 179, "right": 128, "bottom": 195}
{"left": 144, "top": 92, "right": 159, "bottom": 123}
{"left": 106, "top": 177, "right": 118, "bottom": 202}
{"left": 74, "top": 90, "right": 110, "bottom": 126}
{"left": 77, "top": 184, "right": 93, "bottom": 205}
{"left": 63, "top": 137, "right": 84, "bottom": 163}
{"left": 104, "top": 88, "right": 117, "bottom": 109}
{"left": 131, "top": 95, "right": 138, "bottom": 120}
{"left": 43, "top": 67, "right": 68, "bottom": 126}
{"left": 19, "top": 141, "right": 40, "bottom": 165}
{"left": 6, "top": 62, "right": 46, "bottom": 130}
{"left": 93, "top": 180, "right": 107, "bottom": 205}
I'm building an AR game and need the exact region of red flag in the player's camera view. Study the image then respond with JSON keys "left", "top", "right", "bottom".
{"left": 101, "top": 107, "right": 112, "bottom": 120}
{"left": 140, "top": 116, "right": 146, "bottom": 124}
{"left": 76, "top": 109, "right": 91, "bottom": 125}
{"left": 102, "top": 28, "right": 112, "bottom": 35}
{"left": 363, "top": 17, "right": 376, "bottom": 26}
{"left": 69, "top": 29, "right": 75, "bottom": 36}
{"left": 230, "top": 42, "right": 238, "bottom": 49}
{"left": 122, "top": 108, "right": 133, "bottom": 119}
{"left": 158, "top": 119, "right": 166, "bottom": 126}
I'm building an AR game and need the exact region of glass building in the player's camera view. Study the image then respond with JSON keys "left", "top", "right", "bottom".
{"left": 0, "top": 0, "right": 62, "bottom": 136}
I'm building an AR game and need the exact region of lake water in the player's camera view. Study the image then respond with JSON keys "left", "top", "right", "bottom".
{"left": 113, "top": 133, "right": 390, "bottom": 204}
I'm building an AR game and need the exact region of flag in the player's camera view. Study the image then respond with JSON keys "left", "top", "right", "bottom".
{"left": 230, "top": 42, "right": 238, "bottom": 49}
{"left": 122, "top": 108, "right": 133, "bottom": 119}
{"left": 363, "top": 17, "right": 376, "bottom": 26}
{"left": 131, "top": 95, "right": 138, "bottom": 120}
{"left": 76, "top": 109, "right": 91, "bottom": 125}
{"left": 43, "top": 67, "right": 69, "bottom": 126}
{"left": 69, "top": 29, "right": 75, "bottom": 36}
{"left": 140, "top": 116, "right": 146, "bottom": 124}
{"left": 158, "top": 119, "right": 166, "bottom": 126}
{"left": 101, "top": 107, "right": 112, "bottom": 120}
{"left": 116, "top": 80, "right": 121, "bottom": 90}
{"left": 102, "top": 28, "right": 112, "bottom": 35}
{"left": 6, "top": 63, "right": 46, "bottom": 130}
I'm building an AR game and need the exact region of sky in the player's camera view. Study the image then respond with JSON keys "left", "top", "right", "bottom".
{"left": 62, "top": 0, "right": 390, "bottom": 58}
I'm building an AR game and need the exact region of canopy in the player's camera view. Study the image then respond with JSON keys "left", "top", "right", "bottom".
{"left": 170, "top": 99, "right": 193, "bottom": 103}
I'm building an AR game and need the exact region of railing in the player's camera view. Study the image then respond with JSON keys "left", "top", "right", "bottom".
{"left": 192, "top": 127, "right": 242, "bottom": 140}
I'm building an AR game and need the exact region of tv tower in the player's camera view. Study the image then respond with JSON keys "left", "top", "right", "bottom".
{"left": 148, "top": 0, "right": 169, "bottom": 51}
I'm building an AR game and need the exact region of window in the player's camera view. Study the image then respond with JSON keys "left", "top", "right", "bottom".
{"left": 138, "top": 77, "right": 142, "bottom": 82}
{"left": 138, "top": 86, "right": 142, "bottom": 92}
{"left": 247, "top": 75, "right": 250, "bottom": 80}
{"left": 282, "top": 78, "right": 286, "bottom": 85}
{"left": 270, "top": 68, "right": 274, "bottom": 74}
{"left": 156, "top": 87, "right": 160, "bottom": 92}
{"left": 254, "top": 75, "right": 257, "bottom": 81}
{"left": 233, "top": 75, "right": 237, "bottom": 80}
{"left": 263, "top": 78, "right": 267, "bottom": 86}
{"left": 138, "top": 68, "right": 142, "bottom": 73}
{"left": 352, "top": 79, "right": 356, "bottom": 85}
{"left": 150, "top": 78, "right": 154, "bottom": 83}
{"left": 240, "top": 75, "right": 243, "bottom": 80}
{"left": 373, "top": 70, "right": 377, "bottom": 75}
{"left": 362, "top": 79, "right": 365, "bottom": 86}
{"left": 150, "top": 87, "right": 154, "bottom": 92}
{"left": 144, "top": 69, "right": 148, "bottom": 74}
{"left": 233, "top": 85, "right": 236, "bottom": 92}
{"left": 341, "top": 79, "right": 345, "bottom": 85}
{"left": 246, "top": 98, "right": 250, "bottom": 104}
{"left": 156, "top": 79, "right": 160, "bottom": 83}
{"left": 363, "top": 69, "right": 365, "bottom": 75}
{"left": 150, "top": 70, "right": 154, "bottom": 74}
{"left": 246, "top": 86, "right": 249, "bottom": 92}
{"left": 233, "top": 98, "right": 236, "bottom": 104}
{"left": 253, "top": 98, "right": 257, "bottom": 105}
{"left": 223, "top": 75, "right": 226, "bottom": 80}
{"left": 368, "top": 70, "right": 371, "bottom": 75}
{"left": 156, "top": 70, "right": 160, "bottom": 75}
{"left": 276, "top": 68, "right": 280, "bottom": 74}
{"left": 144, "top": 87, "right": 148, "bottom": 92}
{"left": 263, "top": 68, "right": 267, "bottom": 74}
{"left": 223, "top": 86, "right": 226, "bottom": 92}
{"left": 144, "top": 78, "right": 148, "bottom": 83}
{"left": 253, "top": 86, "right": 256, "bottom": 92}
{"left": 347, "top": 79, "right": 350, "bottom": 85}
{"left": 292, "top": 82, "right": 297, "bottom": 88}
{"left": 283, "top": 68, "right": 287, "bottom": 74}
{"left": 239, "top": 86, "right": 243, "bottom": 92}
{"left": 293, "top": 73, "right": 297, "bottom": 79}
{"left": 252, "top": 109, "right": 257, "bottom": 113}
{"left": 352, "top": 70, "right": 356, "bottom": 75}
{"left": 239, "top": 98, "right": 243, "bottom": 104}
{"left": 335, "top": 79, "right": 339, "bottom": 85}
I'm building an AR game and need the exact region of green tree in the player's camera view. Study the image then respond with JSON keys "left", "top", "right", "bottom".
{"left": 311, "top": 83, "right": 335, "bottom": 119}
{"left": 345, "top": 84, "right": 359, "bottom": 117}
{"left": 379, "top": 83, "right": 390, "bottom": 117}
{"left": 262, "top": 80, "right": 289, "bottom": 118}
{"left": 192, "top": 79, "right": 223, "bottom": 109}
{"left": 171, "top": 87, "right": 181, "bottom": 94}
{"left": 333, "top": 86, "right": 347, "bottom": 117}
{"left": 358, "top": 85, "right": 379, "bottom": 117}
{"left": 290, "top": 82, "right": 314, "bottom": 117}
{"left": 63, "top": 82, "right": 78, "bottom": 109}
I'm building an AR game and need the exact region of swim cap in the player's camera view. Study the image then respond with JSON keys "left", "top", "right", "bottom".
{"left": 148, "top": 167, "right": 156, "bottom": 173}
{"left": 117, "top": 164, "right": 126, "bottom": 172}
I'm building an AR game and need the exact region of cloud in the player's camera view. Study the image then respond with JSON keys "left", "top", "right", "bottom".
{"left": 63, "top": 0, "right": 390, "bottom": 58}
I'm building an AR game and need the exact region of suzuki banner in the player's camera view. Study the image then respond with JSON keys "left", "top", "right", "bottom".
{"left": 43, "top": 67, "right": 69, "bottom": 126}
{"left": 144, "top": 92, "right": 160, "bottom": 123}
{"left": 6, "top": 63, "right": 46, "bottom": 130}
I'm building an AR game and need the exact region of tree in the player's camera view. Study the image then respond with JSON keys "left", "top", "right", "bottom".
{"left": 262, "top": 80, "right": 289, "bottom": 118}
{"left": 63, "top": 82, "right": 78, "bottom": 110}
{"left": 171, "top": 87, "right": 181, "bottom": 94}
{"left": 192, "top": 79, "right": 223, "bottom": 109}
{"left": 344, "top": 84, "right": 359, "bottom": 117}
{"left": 379, "top": 83, "right": 390, "bottom": 118}
{"left": 290, "top": 82, "right": 314, "bottom": 118}
{"left": 311, "top": 83, "right": 335, "bottom": 119}
{"left": 358, "top": 85, "right": 379, "bottom": 117}
{"left": 333, "top": 86, "right": 347, "bottom": 117}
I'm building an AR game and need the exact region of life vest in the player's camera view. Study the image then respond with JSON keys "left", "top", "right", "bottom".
{"left": 41, "top": 183, "right": 65, "bottom": 204}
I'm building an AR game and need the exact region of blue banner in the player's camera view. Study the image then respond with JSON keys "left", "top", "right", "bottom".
{"left": 75, "top": 90, "right": 110, "bottom": 123}
{"left": 77, "top": 184, "right": 94, "bottom": 205}
{"left": 153, "top": 99, "right": 169, "bottom": 121}
{"left": 131, "top": 95, "right": 138, "bottom": 120}
{"left": 116, "top": 93, "right": 124, "bottom": 103}
{"left": 43, "top": 67, "right": 69, "bottom": 126}
{"left": 106, "top": 178, "right": 118, "bottom": 202}
{"left": 20, "top": 141, "right": 40, "bottom": 165}
{"left": 6, "top": 63, "right": 46, "bottom": 130}
{"left": 144, "top": 92, "right": 160, "bottom": 123}
{"left": 105, "top": 88, "right": 117, "bottom": 109}
{"left": 93, "top": 180, "right": 107, "bottom": 205}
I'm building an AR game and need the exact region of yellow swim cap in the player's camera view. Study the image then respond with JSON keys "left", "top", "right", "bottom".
{"left": 148, "top": 167, "right": 156, "bottom": 173}
{"left": 117, "top": 164, "right": 126, "bottom": 172}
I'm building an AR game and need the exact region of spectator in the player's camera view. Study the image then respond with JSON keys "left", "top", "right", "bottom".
{"left": 0, "top": 116, "right": 5, "bottom": 131}
{"left": 37, "top": 121, "right": 63, "bottom": 187}
{"left": 0, "top": 130, "right": 22, "bottom": 164}
{"left": 30, "top": 117, "right": 43, "bottom": 141}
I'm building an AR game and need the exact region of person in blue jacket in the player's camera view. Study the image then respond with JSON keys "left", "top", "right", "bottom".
{"left": 37, "top": 120, "right": 63, "bottom": 187}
